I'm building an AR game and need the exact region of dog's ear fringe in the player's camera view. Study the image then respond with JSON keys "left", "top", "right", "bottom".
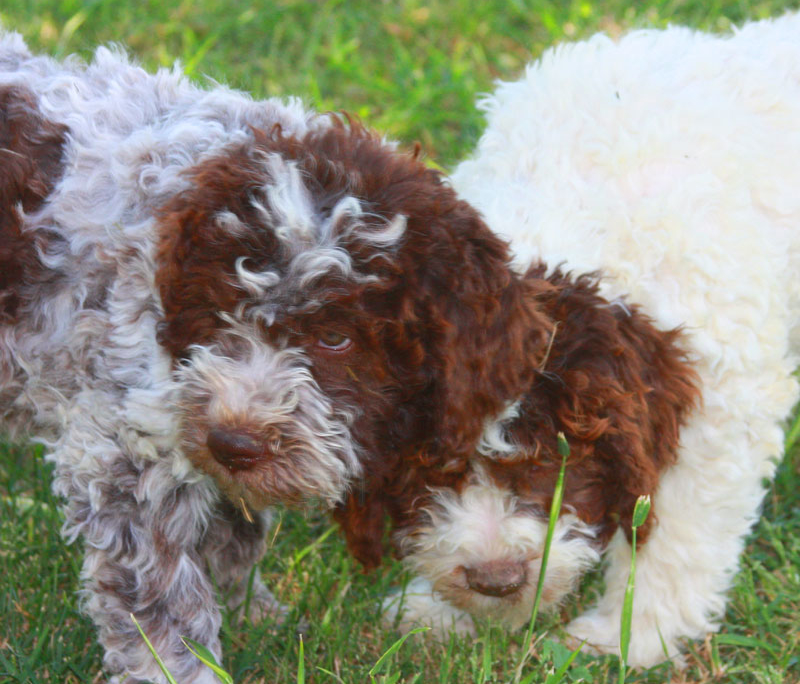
{"left": 333, "top": 491, "right": 386, "bottom": 570}
{"left": 427, "top": 237, "right": 553, "bottom": 462}
{"left": 335, "top": 235, "right": 553, "bottom": 569}
{"left": 496, "top": 264, "right": 701, "bottom": 545}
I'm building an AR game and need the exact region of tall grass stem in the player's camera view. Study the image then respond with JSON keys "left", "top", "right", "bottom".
{"left": 513, "top": 432, "right": 570, "bottom": 683}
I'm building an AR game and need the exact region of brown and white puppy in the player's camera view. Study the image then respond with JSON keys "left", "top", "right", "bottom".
{"left": 0, "top": 34, "right": 540, "bottom": 683}
{"left": 337, "top": 264, "right": 699, "bottom": 645}
{"left": 337, "top": 14, "right": 800, "bottom": 669}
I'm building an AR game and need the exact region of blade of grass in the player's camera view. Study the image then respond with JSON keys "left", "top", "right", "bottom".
{"left": 619, "top": 494, "right": 651, "bottom": 684}
{"left": 513, "top": 431, "right": 570, "bottom": 684}
{"left": 297, "top": 634, "right": 305, "bottom": 684}
{"left": 316, "top": 666, "right": 346, "bottom": 683}
{"left": 242, "top": 562, "right": 258, "bottom": 625}
{"left": 369, "top": 627, "right": 430, "bottom": 678}
{"left": 287, "top": 524, "right": 338, "bottom": 573}
{"left": 540, "top": 640, "right": 585, "bottom": 684}
{"left": 130, "top": 613, "right": 178, "bottom": 684}
{"left": 714, "top": 633, "right": 777, "bottom": 656}
{"left": 784, "top": 406, "right": 800, "bottom": 451}
{"left": 181, "top": 637, "right": 234, "bottom": 684}
{"left": 480, "top": 637, "right": 492, "bottom": 684}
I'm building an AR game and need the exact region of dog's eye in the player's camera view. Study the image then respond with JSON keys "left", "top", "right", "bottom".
{"left": 316, "top": 331, "right": 353, "bottom": 352}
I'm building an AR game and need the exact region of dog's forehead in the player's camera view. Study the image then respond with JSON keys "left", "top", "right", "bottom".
{"left": 155, "top": 116, "right": 487, "bottom": 358}
{"left": 225, "top": 150, "right": 407, "bottom": 320}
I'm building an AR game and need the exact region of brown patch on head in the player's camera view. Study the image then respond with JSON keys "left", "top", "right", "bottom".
{"left": 483, "top": 264, "right": 700, "bottom": 545}
{"left": 154, "top": 146, "right": 282, "bottom": 357}
{"left": 155, "top": 116, "right": 548, "bottom": 522}
{"left": 0, "top": 85, "right": 67, "bottom": 321}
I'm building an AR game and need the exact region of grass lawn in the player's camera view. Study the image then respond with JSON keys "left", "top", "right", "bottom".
{"left": 1, "top": 1, "right": 799, "bottom": 682}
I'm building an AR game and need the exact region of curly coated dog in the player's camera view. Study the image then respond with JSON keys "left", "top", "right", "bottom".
{"left": 336, "top": 13, "right": 800, "bottom": 667}
{"left": 0, "top": 34, "right": 540, "bottom": 682}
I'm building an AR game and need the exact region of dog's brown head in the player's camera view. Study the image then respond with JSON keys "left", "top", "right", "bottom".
{"left": 154, "top": 117, "right": 547, "bottom": 511}
{"left": 339, "top": 263, "right": 699, "bottom": 622}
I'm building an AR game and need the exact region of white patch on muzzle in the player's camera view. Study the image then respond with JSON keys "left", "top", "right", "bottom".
{"left": 397, "top": 469, "right": 600, "bottom": 631}
{"left": 176, "top": 327, "right": 361, "bottom": 505}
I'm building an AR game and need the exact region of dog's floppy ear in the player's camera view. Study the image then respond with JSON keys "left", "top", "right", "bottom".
{"left": 333, "top": 199, "right": 551, "bottom": 568}
{"left": 416, "top": 207, "right": 551, "bottom": 461}
{"left": 333, "top": 490, "right": 387, "bottom": 570}
{"left": 513, "top": 265, "right": 700, "bottom": 543}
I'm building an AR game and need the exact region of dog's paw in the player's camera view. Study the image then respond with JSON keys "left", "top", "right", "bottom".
{"left": 225, "top": 579, "right": 290, "bottom": 625}
{"left": 565, "top": 613, "right": 620, "bottom": 657}
{"left": 244, "top": 591, "right": 311, "bottom": 635}
{"left": 244, "top": 589, "right": 289, "bottom": 622}
{"left": 383, "top": 576, "right": 476, "bottom": 638}
{"left": 566, "top": 611, "right": 684, "bottom": 669}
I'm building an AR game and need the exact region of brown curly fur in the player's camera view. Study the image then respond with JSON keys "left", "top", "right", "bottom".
{"left": 0, "top": 84, "right": 66, "bottom": 321}
{"left": 336, "top": 262, "right": 699, "bottom": 566}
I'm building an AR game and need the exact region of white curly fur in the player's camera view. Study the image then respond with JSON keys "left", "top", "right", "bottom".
{"left": 394, "top": 13, "right": 800, "bottom": 667}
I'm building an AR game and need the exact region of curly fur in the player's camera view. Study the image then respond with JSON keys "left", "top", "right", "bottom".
{"left": 0, "top": 34, "right": 541, "bottom": 682}
{"left": 338, "top": 13, "right": 800, "bottom": 667}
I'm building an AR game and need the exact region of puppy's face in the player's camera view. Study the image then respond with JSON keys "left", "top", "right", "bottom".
{"left": 154, "top": 119, "right": 540, "bottom": 510}
{"left": 395, "top": 461, "right": 602, "bottom": 628}
{"left": 375, "top": 266, "right": 700, "bottom": 627}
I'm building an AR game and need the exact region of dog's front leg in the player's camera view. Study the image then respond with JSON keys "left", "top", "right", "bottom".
{"left": 55, "top": 445, "right": 224, "bottom": 684}
{"left": 201, "top": 499, "right": 290, "bottom": 626}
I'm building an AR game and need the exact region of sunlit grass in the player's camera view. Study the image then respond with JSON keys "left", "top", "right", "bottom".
{"left": 2, "top": 0, "right": 798, "bottom": 164}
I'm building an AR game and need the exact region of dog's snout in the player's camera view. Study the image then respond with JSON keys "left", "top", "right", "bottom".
{"left": 207, "top": 428, "right": 264, "bottom": 471}
{"left": 464, "top": 559, "right": 528, "bottom": 598}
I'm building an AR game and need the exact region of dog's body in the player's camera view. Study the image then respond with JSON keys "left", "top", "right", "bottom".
{"left": 338, "top": 14, "right": 800, "bottom": 667}
{"left": 0, "top": 35, "right": 542, "bottom": 682}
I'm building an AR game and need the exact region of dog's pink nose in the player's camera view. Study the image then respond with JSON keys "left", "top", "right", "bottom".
{"left": 207, "top": 428, "right": 264, "bottom": 471}
{"left": 464, "top": 559, "right": 528, "bottom": 598}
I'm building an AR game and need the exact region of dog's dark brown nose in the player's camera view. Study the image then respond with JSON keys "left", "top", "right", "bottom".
{"left": 207, "top": 428, "right": 264, "bottom": 471}
{"left": 464, "top": 559, "right": 528, "bottom": 598}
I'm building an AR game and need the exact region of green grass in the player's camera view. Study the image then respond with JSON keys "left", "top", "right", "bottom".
{"left": 1, "top": 0, "right": 799, "bottom": 164}
{"left": 2, "top": 1, "right": 800, "bottom": 682}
